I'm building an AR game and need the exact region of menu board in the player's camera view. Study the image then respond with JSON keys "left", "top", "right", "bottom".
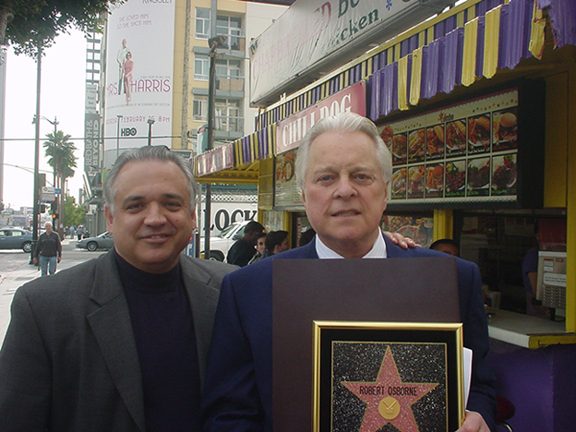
{"left": 380, "top": 88, "right": 520, "bottom": 206}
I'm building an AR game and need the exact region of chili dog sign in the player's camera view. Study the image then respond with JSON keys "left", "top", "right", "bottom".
{"left": 276, "top": 80, "right": 366, "bottom": 154}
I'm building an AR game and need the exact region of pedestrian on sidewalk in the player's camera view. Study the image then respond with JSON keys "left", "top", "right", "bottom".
{"left": 33, "top": 222, "right": 62, "bottom": 276}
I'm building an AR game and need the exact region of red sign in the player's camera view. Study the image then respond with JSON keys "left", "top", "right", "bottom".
{"left": 196, "top": 143, "right": 234, "bottom": 176}
{"left": 276, "top": 80, "right": 366, "bottom": 154}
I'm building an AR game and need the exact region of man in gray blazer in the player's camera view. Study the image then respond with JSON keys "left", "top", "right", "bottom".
{"left": 0, "top": 146, "right": 237, "bottom": 431}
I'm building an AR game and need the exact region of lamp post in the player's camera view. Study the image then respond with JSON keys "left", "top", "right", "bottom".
{"left": 203, "top": 34, "right": 226, "bottom": 260}
{"left": 116, "top": 114, "right": 123, "bottom": 160}
{"left": 31, "top": 47, "right": 43, "bottom": 264}
{"left": 147, "top": 118, "right": 155, "bottom": 146}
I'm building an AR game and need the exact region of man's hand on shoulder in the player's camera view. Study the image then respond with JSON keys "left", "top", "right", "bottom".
{"left": 383, "top": 231, "right": 420, "bottom": 249}
{"left": 456, "top": 411, "right": 491, "bottom": 432}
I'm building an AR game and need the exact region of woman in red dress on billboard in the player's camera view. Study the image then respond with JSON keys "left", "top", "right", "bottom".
{"left": 123, "top": 52, "right": 134, "bottom": 103}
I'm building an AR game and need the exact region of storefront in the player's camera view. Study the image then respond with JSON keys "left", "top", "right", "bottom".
{"left": 195, "top": 1, "right": 576, "bottom": 429}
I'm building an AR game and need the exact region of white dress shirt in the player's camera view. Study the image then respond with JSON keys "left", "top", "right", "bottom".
{"left": 315, "top": 231, "right": 388, "bottom": 259}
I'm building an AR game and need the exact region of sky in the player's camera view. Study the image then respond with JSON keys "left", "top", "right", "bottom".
{"left": 2, "top": 29, "right": 86, "bottom": 210}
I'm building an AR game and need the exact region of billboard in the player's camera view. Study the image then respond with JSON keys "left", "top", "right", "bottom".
{"left": 104, "top": 0, "right": 176, "bottom": 167}
{"left": 249, "top": 0, "right": 454, "bottom": 106}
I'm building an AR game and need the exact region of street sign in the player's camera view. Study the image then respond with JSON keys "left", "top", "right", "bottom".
{"left": 55, "top": 188, "right": 62, "bottom": 194}
{"left": 41, "top": 186, "right": 55, "bottom": 203}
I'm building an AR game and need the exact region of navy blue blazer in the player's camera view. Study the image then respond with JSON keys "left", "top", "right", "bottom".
{"left": 202, "top": 236, "right": 497, "bottom": 432}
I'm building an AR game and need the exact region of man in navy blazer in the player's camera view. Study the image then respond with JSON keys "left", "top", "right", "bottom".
{"left": 202, "top": 113, "right": 496, "bottom": 432}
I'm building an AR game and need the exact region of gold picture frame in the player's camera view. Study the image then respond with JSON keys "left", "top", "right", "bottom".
{"left": 312, "top": 321, "right": 464, "bottom": 432}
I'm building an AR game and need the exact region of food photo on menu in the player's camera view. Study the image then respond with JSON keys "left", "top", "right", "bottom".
{"left": 445, "top": 160, "right": 466, "bottom": 197}
{"left": 408, "top": 128, "right": 426, "bottom": 163}
{"left": 425, "top": 163, "right": 444, "bottom": 198}
{"left": 392, "top": 133, "right": 408, "bottom": 164}
{"left": 492, "top": 108, "right": 518, "bottom": 150}
{"left": 446, "top": 119, "right": 467, "bottom": 155}
{"left": 380, "top": 125, "right": 393, "bottom": 147}
{"left": 426, "top": 124, "right": 445, "bottom": 160}
{"left": 391, "top": 167, "right": 407, "bottom": 199}
{"left": 407, "top": 165, "right": 425, "bottom": 198}
{"left": 381, "top": 125, "right": 408, "bottom": 165}
{"left": 468, "top": 114, "right": 491, "bottom": 154}
{"left": 467, "top": 157, "right": 491, "bottom": 196}
{"left": 492, "top": 154, "right": 518, "bottom": 195}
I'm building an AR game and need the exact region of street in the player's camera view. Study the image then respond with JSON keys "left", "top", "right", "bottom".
{"left": 0, "top": 238, "right": 108, "bottom": 345}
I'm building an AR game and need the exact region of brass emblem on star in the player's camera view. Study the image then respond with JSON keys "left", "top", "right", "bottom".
{"left": 378, "top": 396, "right": 400, "bottom": 419}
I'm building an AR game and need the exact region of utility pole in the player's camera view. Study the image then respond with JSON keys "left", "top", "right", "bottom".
{"left": 203, "top": 0, "right": 221, "bottom": 260}
{"left": 203, "top": 25, "right": 226, "bottom": 260}
{"left": 31, "top": 47, "right": 42, "bottom": 264}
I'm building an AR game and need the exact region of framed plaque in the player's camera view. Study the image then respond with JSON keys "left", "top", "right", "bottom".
{"left": 313, "top": 321, "right": 464, "bottom": 432}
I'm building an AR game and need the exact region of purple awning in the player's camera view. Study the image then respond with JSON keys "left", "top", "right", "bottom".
{"left": 442, "top": 28, "right": 463, "bottom": 94}
{"left": 537, "top": 0, "right": 576, "bottom": 48}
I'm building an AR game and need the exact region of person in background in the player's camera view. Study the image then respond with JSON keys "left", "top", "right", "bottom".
{"left": 226, "top": 221, "right": 265, "bottom": 267}
{"left": 0, "top": 146, "right": 237, "bottom": 431}
{"left": 430, "top": 238, "right": 460, "bottom": 257}
{"left": 261, "top": 230, "right": 289, "bottom": 259}
{"left": 76, "top": 225, "right": 84, "bottom": 241}
{"left": 298, "top": 227, "right": 316, "bottom": 247}
{"left": 202, "top": 113, "right": 496, "bottom": 432}
{"left": 522, "top": 221, "right": 549, "bottom": 318}
{"left": 33, "top": 221, "right": 62, "bottom": 276}
{"left": 248, "top": 233, "right": 267, "bottom": 265}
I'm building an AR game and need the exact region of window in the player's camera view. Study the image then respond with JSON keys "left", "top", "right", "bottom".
{"left": 195, "top": 8, "right": 210, "bottom": 39}
{"left": 216, "top": 15, "right": 242, "bottom": 50}
{"left": 194, "top": 55, "right": 209, "bottom": 80}
{"left": 194, "top": 97, "right": 242, "bottom": 133}
{"left": 215, "top": 98, "right": 242, "bottom": 132}
{"left": 215, "top": 59, "right": 243, "bottom": 79}
{"left": 193, "top": 95, "right": 208, "bottom": 122}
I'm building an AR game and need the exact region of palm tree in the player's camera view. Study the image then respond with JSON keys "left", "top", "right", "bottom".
{"left": 43, "top": 130, "right": 77, "bottom": 236}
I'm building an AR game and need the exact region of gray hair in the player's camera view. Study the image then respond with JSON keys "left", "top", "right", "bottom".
{"left": 104, "top": 146, "right": 198, "bottom": 215}
{"left": 295, "top": 112, "right": 392, "bottom": 191}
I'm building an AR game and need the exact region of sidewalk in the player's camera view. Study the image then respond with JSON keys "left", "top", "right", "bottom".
{"left": 0, "top": 238, "right": 74, "bottom": 344}
{"left": 0, "top": 261, "right": 41, "bottom": 345}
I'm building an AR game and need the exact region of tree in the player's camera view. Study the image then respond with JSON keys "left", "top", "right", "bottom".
{"left": 62, "top": 194, "right": 85, "bottom": 227}
{"left": 0, "top": 0, "right": 123, "bottom": 57}
{"left": 43, "top": 129, "right": 77, "bottom": 235}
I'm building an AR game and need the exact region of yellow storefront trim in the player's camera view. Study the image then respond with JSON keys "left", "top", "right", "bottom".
{"left": 398, "top": 55, "right": 409, "bottom": 110}
{"left": 484, "top": 5, "right": 501, "bottom": 79}
{"left": 529, "top": 0, "right": 545, "bottom": 60}
{"left": 433, "top": 209, "right": 454, "bottom": 241}
{"left": 410, "top": 47, "right": 423, "bottom": 106}
{"left": 462, "top": 17, "right": 479, "bottom": 87}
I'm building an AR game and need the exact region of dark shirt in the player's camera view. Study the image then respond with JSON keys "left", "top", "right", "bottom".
{"left": 35, "top": 232, "right": 61, "bottom": 258}
{"left": 227, "top": 238, "right": 256, "bottom": 267}
{"left": 114, "top": 251, "right": 201, "bottom": 432}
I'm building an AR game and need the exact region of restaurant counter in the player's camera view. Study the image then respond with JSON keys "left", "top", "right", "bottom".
{"left": 486, "top": 307, "right": 576, "bottom": 348}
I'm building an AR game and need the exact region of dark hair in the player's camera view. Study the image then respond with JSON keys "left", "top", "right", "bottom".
{"left": 265, "top": 230, "right": 289, "bottom": 253}
{"left": 299, "top": 227, "right": 316, "bottom": 247}
{"left": 244, "top": 221, "right": 265, "bottom": 234}
{"left": 430, "top": 238, "right": 459, "bottom": 251}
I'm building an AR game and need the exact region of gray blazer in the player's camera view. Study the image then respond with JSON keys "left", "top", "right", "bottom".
{"left": 0, "top": 251, "right": 237, "bottom": 431}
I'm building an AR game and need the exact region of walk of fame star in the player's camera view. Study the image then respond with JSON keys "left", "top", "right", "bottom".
{"left": 341, "top": 347, "right": 438, "bottom": 432}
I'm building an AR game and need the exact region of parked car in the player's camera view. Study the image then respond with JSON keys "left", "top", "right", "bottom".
{"left": 76, "top": 232, "right": 114, "bottom": 251}
{"left": 200, "top": 220, "right": 251, "bottom": 261}
{"left": 0, "top": 228, "right": 33, "bottom": 253}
